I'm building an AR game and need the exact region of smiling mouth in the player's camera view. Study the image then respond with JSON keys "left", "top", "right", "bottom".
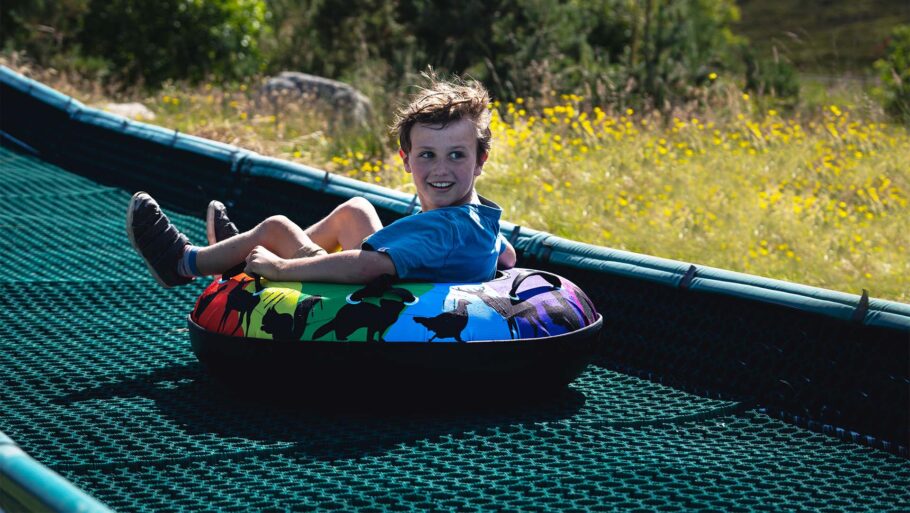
{"left": 428, "top": 181, "right": 455, "bottom": 190}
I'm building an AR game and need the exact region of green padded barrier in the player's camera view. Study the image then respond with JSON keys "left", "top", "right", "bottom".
{"left": 525, "top": 258, "right": 908, "bottom": 447}
{"left": 0, "top": 67, "right": 81, "bottom": 114}
{"left": 243, "top": 155, "right": 422, "bottom": 217}
{"left": 71, "top": 109, "right": 248, "bottom": 166}
{"left": 1, "top": 431, "right": 113, "bottom": 513}
{"left": 502, "top": 228, "right": 908, "bottom": 327}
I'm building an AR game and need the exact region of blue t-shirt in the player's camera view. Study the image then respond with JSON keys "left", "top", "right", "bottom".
{"left": 362, "top": 196, "right": 505, "bottom": 283}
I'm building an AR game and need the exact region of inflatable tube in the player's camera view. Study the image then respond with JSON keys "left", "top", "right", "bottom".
{"left": 188, "top": 268, "right": 603, "bottom": 393}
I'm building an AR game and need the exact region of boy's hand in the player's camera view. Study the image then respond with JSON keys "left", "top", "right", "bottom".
{"left": 245, "top": 245, "right": 285, "bottom": 280}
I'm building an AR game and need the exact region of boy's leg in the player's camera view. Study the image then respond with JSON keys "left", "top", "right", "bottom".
{"left": 194, "top": 197, "right": 381, "bottom": 275}
{"left": 194, "top": 214, "right": 320, "bottom": 275}
{"left": 303, "top": 197, "right": 383, "bottom": 253}
{"left": 207, "top": 197, "right": 381, "bottom": 254}
{"left": 127, "top": 193, "right": 308, "bottom": 283}
{"left": 128, "top": 193, "right": 383, "bottom": 284}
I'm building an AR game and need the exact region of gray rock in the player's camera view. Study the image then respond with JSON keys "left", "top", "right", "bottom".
{"left": 103, "top": 102, "right": 156, "bottom": 121}
{"left": 260, "top": 72, "right": 372, "bottom": 129}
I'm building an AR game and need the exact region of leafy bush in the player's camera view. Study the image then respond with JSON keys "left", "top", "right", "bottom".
{"left": 0, "top": 0, "right": 92, "bottom": 66}
{"left": 874, "top": 25, "right": 910, "bottom": 123}
{"left": 265, "top": 0, "right": 410, "bottom": 80}
{"left": 264, "top": 0, "right": 746, "bottom": 111}
{"left": 1, "top": 0, "right": 268, "bottom": 87}
{"left": 624, "top": 0, "right": 746, "bottom": 109}
{"left": 78, "top": 0, "right": 268, "bottom": 86}
{"left": 4, "top": 0, "right": 759, "bottom": 111}
{"left": 743, "top": 49, "right": 800, "bottom": 102}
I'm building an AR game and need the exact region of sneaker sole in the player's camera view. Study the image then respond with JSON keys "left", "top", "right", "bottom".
{"left": 206, "top": 201, "right": 217, "bottom": 246}
{"left": 126, "top": 192, "right": 176, "bottom": 288}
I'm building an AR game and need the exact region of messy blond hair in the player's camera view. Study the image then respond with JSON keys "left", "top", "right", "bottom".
{"left": 393, "top": 72, "right": 492, "bottom": 164}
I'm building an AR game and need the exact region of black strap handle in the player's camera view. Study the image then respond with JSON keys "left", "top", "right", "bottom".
{"left": 218, "top": 264, "right": 260, "bottom": 290}
{"left": 509, "top": 270, "right": 563, "bottom": 301}
{"left": 851, "top": 289, "right": 869, "bottom": 324}
{"left": 221, "top": 262, "right": 247, "bottom": 280}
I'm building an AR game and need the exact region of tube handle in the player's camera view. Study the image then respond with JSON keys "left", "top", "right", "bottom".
{"left": 508, "top": 270, "right": 563, "bottom": 301}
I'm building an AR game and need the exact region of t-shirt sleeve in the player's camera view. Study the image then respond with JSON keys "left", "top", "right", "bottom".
{"left": 361, "top": 215, "right": 456, "bottom": 280}
{"left": 496, "top": 232, "right": 508, "bottom": 255}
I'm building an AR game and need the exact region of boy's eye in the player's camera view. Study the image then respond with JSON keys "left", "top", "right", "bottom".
{"left": 448, "top": 151, "right": 465, "bottom": 159}
{"left": 418, "top": 151, "right": 434, "bottom": 159}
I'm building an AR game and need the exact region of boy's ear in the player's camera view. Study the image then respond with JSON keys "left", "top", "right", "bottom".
{"left": 473, "top": 152, "right": 488, "bottom": 177}
{"left": 399, "top": 149, "right": 411, "bottom": 173}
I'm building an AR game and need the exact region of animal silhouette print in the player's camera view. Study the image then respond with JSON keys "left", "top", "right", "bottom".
{"left": 193, "top": 279, "right": 233, "bottom": 320}
{"left": 260, "top": 295, "right": 323, "bottom": 340}
{"left": 311, "top": 286, "right": 416, "bottom": 342}
{"left": 219, "top": 276, "right": 260, "bottom": 335}
{"left": 413, "top": 299, "right": 470, "bottom": 342}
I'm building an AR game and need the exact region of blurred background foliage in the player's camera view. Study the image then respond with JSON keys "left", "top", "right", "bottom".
{"left": 0, "top": 0, "right": 907, "bottom": 117}
{"left": 2, "top": 0, "right": 268, "bottom": 84}
{"left": 873, "top": 25, "right": 910, "bottom": 124}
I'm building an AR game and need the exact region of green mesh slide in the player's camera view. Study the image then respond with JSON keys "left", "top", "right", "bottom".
{"left": 1, "top": 65, "right": 908, "bottom": 512}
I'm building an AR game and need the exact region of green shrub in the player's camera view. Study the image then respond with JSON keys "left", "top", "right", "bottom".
{"left": 265, "top": 0, "right": 410, "bottom": 80}
{"left": 2, "top": 0, "right": 268, "bottom": 87}
{"left": 78, "top": 0, "right": 268, "bottom": 86}
{"left": 0, "top": 0, "right": 92, "bottom": 65}
{"left": 874, "top": 25, "right": 910, "bottom": 124}
{"left": 264, "top": 0, "right": 747, "bottom": 111}
{"left": 743, "top": 49, "right": 800, "bottom": 101}
{"left": 3, "top": 0, "right": 759, "bottom": 112}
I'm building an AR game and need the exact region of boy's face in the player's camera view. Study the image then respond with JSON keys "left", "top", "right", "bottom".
{"left": 401, "top": 118, "right": 485, "bottom": 211}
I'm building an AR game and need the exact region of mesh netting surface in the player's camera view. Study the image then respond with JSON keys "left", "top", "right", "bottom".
{"left": 1, "top": 146, "right": 909, "bottom": 512}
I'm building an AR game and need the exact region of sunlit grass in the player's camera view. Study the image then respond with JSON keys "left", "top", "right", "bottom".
{"left": 480, "top": 96, "right": 909, "bottom": 302}
{"left": 150, "top": 82, "right": 337, "bottom": 165}
{"left": 8, "top": 60, "right": 907, "bottom": 302}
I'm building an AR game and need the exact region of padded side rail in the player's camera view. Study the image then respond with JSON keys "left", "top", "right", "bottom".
{"left": 0, "top": 431, "right": 113, "bottom": 513}
{"left": 504, "top": 224, "right": 910, "bottom": 330}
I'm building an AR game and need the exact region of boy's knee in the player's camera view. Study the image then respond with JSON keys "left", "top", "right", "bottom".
{"left": 342, "top": 196, "right": 374, "bottom": 212}
{"left": 340, "top": 197, "right": 377, "bottom": 218}
{"left": 258, "top": 215, "right": 296, "bottom": 239}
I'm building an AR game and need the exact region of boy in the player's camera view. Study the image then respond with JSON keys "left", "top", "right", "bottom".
{"left": 127, "top": 75, "right": 516, "bottom": 286}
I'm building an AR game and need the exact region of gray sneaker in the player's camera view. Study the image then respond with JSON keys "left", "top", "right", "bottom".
{"left": 206, "top": 200, "right": 240, "bottom": 245}
{"left": 126, "top": 192, "right": 193, "bottom": 287}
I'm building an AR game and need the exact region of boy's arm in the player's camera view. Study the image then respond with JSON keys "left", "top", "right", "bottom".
{"left": 245, "top": 245, "right": 396, "bottom": 283}
{"left": 498, "top": 239, "right": 517, "bottom": 269}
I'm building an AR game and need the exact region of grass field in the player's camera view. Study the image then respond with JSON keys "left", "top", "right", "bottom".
{"left": 480, "top": 97, "right": 909, "bottom": 303}
{"left": 6, "top": 61, "right": 908, "bottom": 302}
